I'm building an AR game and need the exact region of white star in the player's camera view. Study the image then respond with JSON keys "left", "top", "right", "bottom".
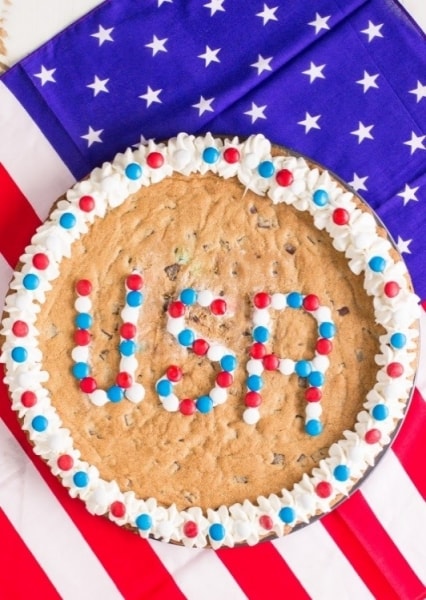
{"left": 356, "top": 71, "right": 379, "bottom": 93}
{"left": 397, "top": 184, "right": 420, "bottom": 206}
{"left": 350, "top": 121, "right": 374, "bottom": 143}
{"left": 81, "top": 126, "right": 103, "bottom": 147}
{"left": 308, "top": 13, "right": 330, "bottom": 34}
{"left": 244, "top": 102, "right": 267, "bottom": 123}
{"left": 91, "top": 25, "right": 114, "bottom": 46}
{"left": 139, "top": 86, "right": 162, "bottom": 107}
{"left": 256, "top": 4, "right": 278, "bottom": 25}
{"left": 192, "top": 96, "right": 215, "bottom": 116}
{"left": 409, "top": 81, "right": 426, "bottom": 103}
{"left": 396, "top": 236, "right": 412, "bottom": 255}
{"left": 158, "top": 0, "right": 172, "bottom": 5}
{"left": 298, "top": 112, "right": 321, "bottom": 133}
{"left": 251, "top": 54, "right": 273, "bottom": 75}
{"left": 132, "top": 134, "right": 151, "bottom": 148}
{"left": 361, "top": 21, "right": 384, "bottom": 42}
{"left": 145, "top": 35, "right": 168, "bottom": 56}
{"left": 349, "top": 173, "right": 368, "bottom": 192}
{"left": 403, "top": 131, "right": 426, "bottom": 155}
{"left": 34, "top": 65, "right": 56, "bottom": 86}
{"left": 203, "top": 0, "right": 225, "bottom": 16}
{"left": 198, "top": 45, "right": 221, "bottom": 67}
{"left": 87, "top": 75, "right": 109, "bottom": 96}
{"left": 302, "top": 62, "right": 326, "bottom": 83}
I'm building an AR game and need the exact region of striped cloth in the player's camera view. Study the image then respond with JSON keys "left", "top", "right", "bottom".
{"left": 0, "top": 0, "right": 425, "bottom": 598}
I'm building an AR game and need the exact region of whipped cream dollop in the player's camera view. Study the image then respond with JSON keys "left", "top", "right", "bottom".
{"left": 0, "top": 133, "right": 420, "bottom": 549}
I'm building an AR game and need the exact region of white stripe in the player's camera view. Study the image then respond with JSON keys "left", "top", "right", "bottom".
{"left": 362, "top": 450, "right": 426, "bottom": 585}
{"left": 0, "top": 81, "right": 74, "bottom": 220}
{"left": 149, "top": 540, "right": 248, "bottom": 600}
{"left": 0, "top": 253, "right": 13, "bottom": 306}
{"left": 415, "top": 305, "right": 426, "bottom": 400}
{"left": 273, "top": 522, "right": 374, "bottom": 600}
{"left": 0, "top": 419, "right": 123, "bottom": 600}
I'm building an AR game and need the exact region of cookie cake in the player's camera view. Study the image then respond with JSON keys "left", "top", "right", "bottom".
{"left": 0, "top": 132, "right": 420, "bottom": 549}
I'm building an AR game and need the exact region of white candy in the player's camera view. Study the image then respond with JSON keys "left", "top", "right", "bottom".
{"left": 75, "top": 296, "right": 92, "bottom": 313}
{"left": 243, "top": 407, "right": 260, "bottom": 425}
{"left": 125, "top": 383, "right": 145, "bottom": 403}
{"left": 89, "top": 389, "right": 109, "bottom": 406}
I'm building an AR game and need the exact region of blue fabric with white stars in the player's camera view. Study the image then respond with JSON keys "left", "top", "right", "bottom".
{"left": 1, "top": 0, "right": 426, "bottom": 295}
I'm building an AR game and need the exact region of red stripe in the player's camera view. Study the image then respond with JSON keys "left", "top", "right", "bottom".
{"left": 392, "top": 387, "right": 426, "bottom": 499}
{"left": 323, "top": 491, "right": 426, "bottom": 600}
{"left": 0, "top": 163, "right": 42, "bottom": 267}
{"left": 217, "top": 542, "right": 310, "bottom": 599}
{"left": 0, "top": 374, "right": 185, "bottom": 600}
{"left": 0, "top": 507, "right": 61, "bottom": 599}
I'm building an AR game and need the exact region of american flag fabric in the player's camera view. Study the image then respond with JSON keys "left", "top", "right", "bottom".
{"left": 0, "top": 0, "right": 425, "bottom": 598}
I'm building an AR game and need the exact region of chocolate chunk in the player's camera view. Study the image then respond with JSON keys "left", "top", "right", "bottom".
{"left": 164, "top": 263, "right": 180, "bottom": 281}
{"left": 272, "top": 453, "right": 285, "bottom": 465}
{"left": 338, "top": 306, "right": 350, "bottom": 316}
{"left": 257, "top": 216, "right": 277, "bottom": 229}
{"left": 234, "top": 475, "right": 248, "bottom": 483}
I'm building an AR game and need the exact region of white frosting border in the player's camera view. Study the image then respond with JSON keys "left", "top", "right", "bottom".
{"left": 0, "top": 133, "right": 420, "bottom": 549}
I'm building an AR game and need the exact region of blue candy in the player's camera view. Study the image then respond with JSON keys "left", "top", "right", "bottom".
{"left": 119, "top": 340, "right": 137, "bottom": 356}
{"left": 220, "top": 354, "right": 237, "bottom": 372}
{"left": 196, "top": 395, "right": 213, "bottom": 413}
{"left": 178, "top": 328, "right": 195, "bottom": 347}
{"left": 308, "top": 371, "right": 324, "bottom": 387}
{"left": 31, "top": 415, "right": 48, "bottom": 432}
{"left": 257, "top": 160, "right": 275, "bottom": 178}
{"left": 313, "top": 189, "right": 329, "bottom": 206}
{"left": 180, "top": 288, "right": 198, "bottom": 305}
{"left": 125, "top": 163, "right": 142, "bottom": 180}
{"left": 305, "top": 419, "right": 323, "bottom": 436}
{"left": 295, "top": 360, "right": 311, "bottom": 378}
{"left": 75, "top": 312, "right": 93, "bottom": 329}
{"left": 287, "top": 292, "right": 303, "bottom": 308}
{"left": 390, "top": 332, "right": 406, "bottom": 349}
{"left": 11, "top": 346, "right": 28, "bottom": 363}
{"left": 372, "top": 404, "right": 389, "bottom": 421}
{"left": 107, "top": 385, "right": 125, "bottom": 403}
{"left": 23, "top": 273, "right": 39, "bottom": 290}
{"left": 202, "top": 147, "right": 220, "bottom": 164}
{"left": 368, "top": 256, "right": 386, "bottom": 273}
{"left": 253, "top": 326, "right": 269, "bottom": 343}
{"left": 319, "top": 322, "right": 336, "bottom": 339}
{"left": 333, "top": 464, "right": 350, "bottom": 482}
{"left": 209, "top": 523, "right": 226, "bottom": 541}
{"left": 59, "top": 212, "right": 76, "bottom": 229}
{"left": 247, "top": 374, "right": 263, "bottom": 392}
{"left": 279, "top": 506, "right": 296, "bottom": 524}
{"left": 156, "top": 379, "right": 173, "bottom": 397}
{"left": 136, "top": 513, "right": 152, "bottom": 530}
{"left": 73, "top": 471, "right": 89, "bottom": 487}
{"left": 72, "top": 362, "right": 90, "bottom": 379}
{"left": 126, "top": 291, "right": 143, "bottom": 307}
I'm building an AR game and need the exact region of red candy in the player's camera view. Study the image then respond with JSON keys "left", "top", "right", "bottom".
{"left": 384, "top": 281, "right": 400, "bottom": 298}
{"left": 80, "top": 377, "right": 97, "bottom": 393}
{"left": 126, "top": 273, "right": 144, "bottom": 290}
{"left": 57, "top": 454, "right": 74, "bottom": 471}
{"left": 365, "top": 428, "right": 382, "bottom": 444}
{"left": 276, "top": 169, "right": 294, "bottom": 187}
{"left": 259, "top": 515, "right": 273, "bottom": 530}
{"left": 79, "top": 195, "right": 95, "bottom": 212}
{"left": 254, "top": 292, "right": 271, "bottom": 309}
{"left": 120, "top": 322, "right": 137, "bottom": 339}
{"left": 210, "top": 298, "right": 227, "bottom": 315}
{"left": 223, "top": 147, "right": 240, "bottom": 163}
{"left": 12, "top": 320, "right": 29, "bottom": 337}
{"left": 386, "top": 362, "right": 404, "bottom": 378}
{"left": 180, "top": 398, "right": 196, "bottom": 415}
{"left": 316, "top": 338, "right": 332, "bottom": 355}
{"left": 263, "top": 354, "right": 279, "bottom": 371}
{"left": 74, "top": 329, "right": 91, "bottom": 346}
{"left": 21, "top": 391, "right": 37, "bottom": 408}
{"left": 168, "top": 301, "right": 186, "bottom": 318}
{"left": 332, "top": 208, "right": 349, "bottom": 225}
{"left": 76, "top": 279, "right": 92, "bottom": 296}
{"left": 183, "top": 521, "right": 199, "bottom": 538}
{"left": 166, "top": 365, "right": 183, "bottom": 382}
{"left": 305, "top": 387, "right": 322, "bottom": 402}
{"left": 216, "top": 371, "right": 233, "bottom": 388}
{"left": 193, "top": 338, "right": 210, "bottom": 355}
{"left": 147, "top": 152, "right": 164, "bottom": 168}
{"left": 110, "top": 501, "right": 126, "bottom": 518}
{"left": 315, "top": 481, "right": 333, "bottom": 498}
{"left": 303, "top": 294, "right": 319, "bottom": 311}
{"left": 245, "top": 391, "right": 262, "bottom": 407}
{"left": 32, "top": 253, "right": 49, "bottom": 270}
{"left": 250, "top": 342, "right": 266, "bottom": 359}
{"left": 116, "top": 372, "right": 133, "bottom": 388}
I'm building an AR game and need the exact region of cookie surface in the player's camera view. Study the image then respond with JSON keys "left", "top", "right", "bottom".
{"left": 1, "top": 133, "right": 419, "bottom": 548}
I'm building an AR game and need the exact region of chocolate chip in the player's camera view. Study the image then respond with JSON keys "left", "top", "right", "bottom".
{"left": 164, "top": 263, "right": 180, "bottom": 281}
{"left": 338, "top": 306, "right": 350, "bottom": 316}
{"left": 284, "top": 243, "right": 296, "bottom": 255}
{"left": 249, "top": 205, "right": 258, "bottom": 214}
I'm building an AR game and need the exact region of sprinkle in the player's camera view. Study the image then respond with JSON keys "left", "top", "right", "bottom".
{"left": 332, "top": 208, "right": 349, "bottom": 225}
{"left": 209, "top": 523, "right": 226, "bottom": 541}
{"left": 202, "top": 147, "right": 220, "bottom": 164}
{"left": 257, "top": 160, "right": 275, "bottom": 178}
{"left": 125, "top": 163, "right": 142, "bottom": 179}
{"left": 23, "top": 273, "right": 39, "bottom": 290}
{"left": 146, "top": 152, "right": 164, "bottom": 168}
{"left": 223, "top": 147, "right": 240, "bottom": 163}
{"left": 79, "top": 195, "right": 95, "bottom": 212}
{"left": 73, "top": 471, "right": 89, "bottom": 488}
{"left": 31, "top": 415, "right": 48, "bottom": 432}
{"left": 59, "top": 212, "right": 76, "bottom": 229}
{"left": 312, "top": 189, "right": 329, "bottom": 206}
{"left": 275, "top": 169, "right": 294, "bottom": 187}
{"left": 279, "top": 506, "right": 296, "bottom": 524}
